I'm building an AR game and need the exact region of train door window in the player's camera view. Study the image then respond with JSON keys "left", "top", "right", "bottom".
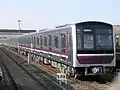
{"left": 48, "top": 35, "right": 52, "bottom": 46}
{"left": 23, "top": 37, "right": 25, "bottom": 45}
{"left": 30, "top": 37, "right": 32, "bottom": 43}
{"left": 61, "top": 33, "right": 66, "bottom": 52}
{"left": 54, "top": 36, "right": 58, "bottom": 48}
{"left": 37, "top": 37, "right": 39, "bottom": 45}
{"left": 40, "top": 36, "right": 43, "bottom": 46}
{"left": 44, "top": 37, "right": 47, "bottom": 47}
{"left": 83, "top": 34, "right": 94, "bottom": 49}
{"left": 76, "top": 28, "right": 82, "bottom": 50}
{"left": 34, "top": 36, "right": 36, "bottom": 45}
{"left": 28, "top": 37, "right": 30, "bottom": 44}
{"left": 32, "top": 37, "right": 34, "bottom": 44}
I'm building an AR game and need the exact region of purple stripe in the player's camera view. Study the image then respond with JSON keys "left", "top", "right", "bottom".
{"left": 77, "top": 56, "right": 114, "bottom": 64}
{"left": 19, "top": 45, "right": 68, "bottom": 56}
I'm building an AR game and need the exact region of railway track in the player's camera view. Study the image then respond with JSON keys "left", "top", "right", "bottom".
{"left": 0, "top": 48, "right": 48, "bottom": 90}
{"left": 0, "top": 55, "right": 20, "bottom": 90}
{"left": 3, "top": 47, "right": 112, "bottom": 90}
{"left": 2, "top": 47, "right": 69, "bottom": 90}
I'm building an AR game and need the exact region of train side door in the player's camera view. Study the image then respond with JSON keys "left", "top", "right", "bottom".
{"left": 68, "top": 33, "right": 73, "bottom": 65}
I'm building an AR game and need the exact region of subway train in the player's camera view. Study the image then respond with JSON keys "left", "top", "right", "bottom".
{"left": 4, "top": 21, "right": 116, "bottom": 77}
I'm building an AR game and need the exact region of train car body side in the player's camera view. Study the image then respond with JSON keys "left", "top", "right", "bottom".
{"left": 4, "top": 21, "right": 116, "bottom": 77}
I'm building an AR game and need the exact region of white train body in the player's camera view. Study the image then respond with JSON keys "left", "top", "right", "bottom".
{"left": 5, "top": 21, "right": 116, "bottom": 76}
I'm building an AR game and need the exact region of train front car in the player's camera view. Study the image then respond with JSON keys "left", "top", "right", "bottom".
{"left": 74, "top": 21, "right": 115, "bottom": 76}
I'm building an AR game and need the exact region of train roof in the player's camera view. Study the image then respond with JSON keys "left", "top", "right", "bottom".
{"left": 11, "top": 21, "right": 113, "bottom": 38}
{"left": 38, "top": 24, "right": 72, "bottom": 33}
{"left": 75, "top": 21, "right": 112, "bottom": 27}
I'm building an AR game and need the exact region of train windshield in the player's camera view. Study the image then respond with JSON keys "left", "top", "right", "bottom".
{"left": 96, "top": 34, "right": 112, "bottom": 49}
{"left": 95, "top": 28, "right": 113, "bottom": 49}
{"left": 83, "top": 34, "right": 94, "bottom": 49}
{"left": 76, "top": 28, "right": 113, "bottom": 50}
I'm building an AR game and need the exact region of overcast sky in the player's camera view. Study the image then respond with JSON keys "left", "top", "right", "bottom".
{"left": 0, "top": 0, "right": 120, "bottom": 31}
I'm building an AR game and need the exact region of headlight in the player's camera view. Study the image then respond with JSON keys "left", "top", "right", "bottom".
{"left": 92, "top": 67, "right": 100, "bottom": 74}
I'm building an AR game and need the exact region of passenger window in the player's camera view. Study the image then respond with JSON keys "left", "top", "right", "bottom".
{"left": 32, "top": 37, "right": 33, "bottom": 44}
{"left": 44, "top": 37, "right": 47, "bottom": 47}
{"left": 34, "top": 36, "right": 36, "bottom": 45}
{"left": 37, "top": 37, "right": 39, "bottom": 45}
{"left": 28, "top": 37, "right": 30, "bottom": 43}
{"left": 61, "top": 33, "right": 66, "bottom": 49}
{"left": 54, "top": 36, "right": 58, "bottom": 48}
{"left": 69, "top": 34, "right": 72, "bottom": 47}
{"left": 40, "top": 36, "right": 43, "bottom": 45}
{"left": 30, "top": 37, "right": 32, "bottom": 43}
{"left": 48, "top": 35, "right": 52, "bottom": 46}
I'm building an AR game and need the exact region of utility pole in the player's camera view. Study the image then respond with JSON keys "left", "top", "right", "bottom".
{"left": 17, "top": 20, "right": 21, "bottom": 33}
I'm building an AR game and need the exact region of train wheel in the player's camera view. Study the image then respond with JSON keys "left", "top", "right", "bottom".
{"left": 40, "top": 56, "right": 43, "bottom": 62}
{"left": 48, "top": 59, "right": 51, "bottom": 65}
{"left": 43, "top": 58, "right": 49, "bottom": 65}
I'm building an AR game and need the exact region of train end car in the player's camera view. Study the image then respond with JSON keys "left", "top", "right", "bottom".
{"left": 71, "top": 21, "right": 116, "bottom": 77}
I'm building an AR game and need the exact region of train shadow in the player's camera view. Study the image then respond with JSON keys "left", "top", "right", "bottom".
{"left": 77, "top": 74, "right": 115, "bottom": 84}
